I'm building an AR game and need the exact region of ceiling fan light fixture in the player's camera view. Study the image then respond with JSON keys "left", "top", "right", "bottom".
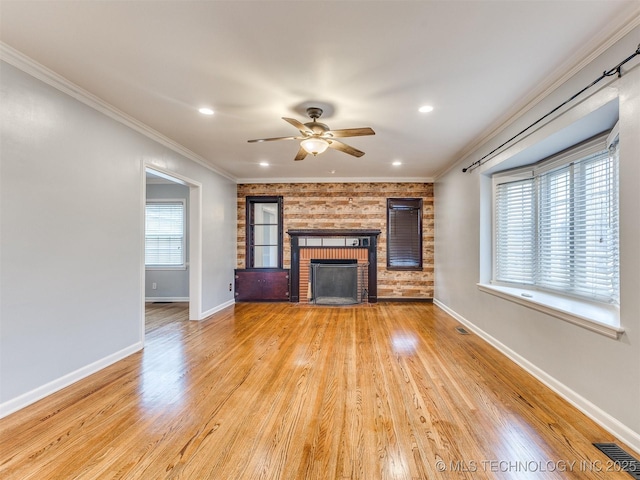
{"left": 248, "top": 108, "right": 374, "bottom": 161}
{"left": 301, "top": 137, "right": 329, "bottom": 156}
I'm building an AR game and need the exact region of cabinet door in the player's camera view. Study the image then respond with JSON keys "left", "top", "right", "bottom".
{"left": 260, "top": 271, "right": 289, "bottom": 301}
{"left": 235, "top": 269, "right": 289, "bottom": 301}
{"left": 235, "top": 271, "right": 265, "bottom": 301}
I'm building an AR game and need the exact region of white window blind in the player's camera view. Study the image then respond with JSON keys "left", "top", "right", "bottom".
{"left": 145, "top": 202, "right": 185, "bottom": 266}
{"left": 494, "top": 137, "right": 619, "bottom": 305}
{"left": 495, "top": 179, "right": 535, "bottom": 284}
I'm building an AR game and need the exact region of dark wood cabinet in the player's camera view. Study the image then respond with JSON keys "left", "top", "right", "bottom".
{"left": 234, "top": 268, "right": 290, "bottom": 301}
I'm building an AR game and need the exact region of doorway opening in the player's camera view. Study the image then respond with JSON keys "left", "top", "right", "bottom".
{"left": 143, "top": 166, "right": 202, "bottom": 338}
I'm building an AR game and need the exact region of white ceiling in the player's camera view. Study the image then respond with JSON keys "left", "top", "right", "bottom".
{"left": 1, "top": 1, "right": 638, "bottom": 182}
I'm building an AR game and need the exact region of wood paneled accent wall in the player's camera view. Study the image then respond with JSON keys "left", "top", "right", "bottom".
{"left": 237, "top": 183, "right": 434, "bottom": 299}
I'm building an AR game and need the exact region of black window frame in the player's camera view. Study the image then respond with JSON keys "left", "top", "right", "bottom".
{"left": 246, "top": 196, "right": 284, "bottom": 269}
{"left": 386, "top": 198, "right": 423, "bottom": 271}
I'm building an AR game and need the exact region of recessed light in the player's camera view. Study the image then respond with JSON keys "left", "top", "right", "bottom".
{"left": 329, "top": 170, "right": 336, "bottom": 174}
{"left": 418, "top": 105, "right": 434, "bottom": 113}
{"left": 198, "top": 107, "right": 214, "bottom": 115}
{"left": 392, "top": 160, "right": 402, "bottom": 166}
{"left": 259, "top": 161, "right": 269, "bottom": 167}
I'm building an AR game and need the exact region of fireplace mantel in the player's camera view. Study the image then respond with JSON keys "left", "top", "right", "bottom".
{"left": 287, "top": 229, "right": 381, "bottom": 303}
{"left": 287, "top": 229, "right": 382, "bottom": 237}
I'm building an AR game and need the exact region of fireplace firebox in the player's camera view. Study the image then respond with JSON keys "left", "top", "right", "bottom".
{"left": 310, "top": 259, "right": 363, "bottom": 305}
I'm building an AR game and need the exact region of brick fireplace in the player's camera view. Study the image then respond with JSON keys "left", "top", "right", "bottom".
{"left": 287, "top": 229, "right": 381, "bottom": 303}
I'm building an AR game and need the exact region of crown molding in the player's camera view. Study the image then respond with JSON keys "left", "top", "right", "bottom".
{"left": 436, "top": 6, "right": 640, "bottom": 180}
{"left": 0, "top": 42, "right": 238, "bottom": 183}
{"left": 0, "top": 45, "right": 431, "bottom": 186}
{"left": 236, "top": 176, "right": 434, "bottom": 184}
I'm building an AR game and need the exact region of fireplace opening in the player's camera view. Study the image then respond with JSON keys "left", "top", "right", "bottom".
{"left": 310, "top": 259, "right": 364, "bottom": 305}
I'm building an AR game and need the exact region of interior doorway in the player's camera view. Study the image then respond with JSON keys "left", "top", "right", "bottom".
{"left": 143, "top": 166, "right": 202, "bottom": 338}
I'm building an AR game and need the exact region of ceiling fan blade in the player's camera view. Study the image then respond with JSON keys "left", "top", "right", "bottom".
{"left": 327, "top": 139, "right": 365, "bottom": 157}
{"left": 294, "top": 146, "right": 308, "bottom": 161}
{"left": 247, "top": 136, "right": 300, "bottom": 143}
{"left": 326, "top": 127, "right": 375, "bottom": 138}
{"left": 282, "top": 117, "right": 313, "bottom": 135}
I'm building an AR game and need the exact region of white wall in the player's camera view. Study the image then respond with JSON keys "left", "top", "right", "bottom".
{"left": 435, "top": 27, "right": 640, "bottom": 452}
{"left": 0, "top": 59, "right": 237, "bottom": 415}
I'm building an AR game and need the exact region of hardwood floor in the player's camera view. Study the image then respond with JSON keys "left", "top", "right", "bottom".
{"left": 145, "top": 301, "right": 189, "bottom": 333}
{"left": 0, "top": 302, "right": 633, "bottom": 479}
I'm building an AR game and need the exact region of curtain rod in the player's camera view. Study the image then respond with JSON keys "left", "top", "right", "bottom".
{"left": 462, "top": 43, "right": 640, "bottom": 173}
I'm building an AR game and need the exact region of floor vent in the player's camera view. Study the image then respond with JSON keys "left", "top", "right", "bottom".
{"left": 593, "top": 443, "right": 640, "bottom": 479}
{"left": 455, "top": 326, "right": 470, "bottom": 335}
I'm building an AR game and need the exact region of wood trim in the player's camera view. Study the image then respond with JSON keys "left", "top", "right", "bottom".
{"left": 386, "top": 198, "right": 423, "bottom": 270}
{"left": 288, "top": 229, "right": 381, "bottom": 303}
{"left": 245, "top": 196, "right": 284, "bottom": 269}
{"left": 287, "top": 228, "right": 381, "bottom": 237}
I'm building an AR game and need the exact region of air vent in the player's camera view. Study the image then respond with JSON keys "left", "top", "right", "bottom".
{"left": 455, "top": 326, "right": 470, "bottom": 335}
{"left": 593, "top": 443, "right": 640, "bottom": 479}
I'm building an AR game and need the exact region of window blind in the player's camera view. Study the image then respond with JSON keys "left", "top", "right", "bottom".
{"left": 387, "top": 198, "right": 422, "bottom": 270}
{"left": 495, "top": 179, "right": 535, "bottom": 284}
{"left": 145, "top": 202, "right": 185, "bottom": 266}
{"left": 494, "top": 140, "right": 619, "bottom": 304}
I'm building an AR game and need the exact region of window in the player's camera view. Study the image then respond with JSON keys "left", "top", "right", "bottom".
{"left": 387, "top": 198, "right": 422, "bottom": 270}
{"left": 145, "top": 201, "right": 185, "bottom": 267}
{"left": 493, "top": 131, "right": 619, "bottom": 305}
{"left": 246, "top": 196, "right": 283, "bottom": 268}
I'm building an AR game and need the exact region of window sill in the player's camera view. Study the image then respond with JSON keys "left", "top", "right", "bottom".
{"left": 146, "top": 265, "right": 187, "bottom": 271}
{"left": 477, "top": 283, "right": 623, "bottom": 339}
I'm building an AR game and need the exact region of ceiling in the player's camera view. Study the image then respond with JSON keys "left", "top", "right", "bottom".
{"left": 1, "top": 1, "right": 638, "bottom": 182}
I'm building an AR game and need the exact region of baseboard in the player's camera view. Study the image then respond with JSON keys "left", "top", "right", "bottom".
{"left": 378, "top": 297, "right": 433, "bottom": 303}
{"left": 145, "top": 297, "right": 189, "bottom": 303}
{"left": 0, "top": 341, "right": 143, "bottom": 419}
{"left": 199, "top": 299, "right": 235, "bottom": 320}
{"left": 433, "top": 298, "right": 640, "bottom": 455}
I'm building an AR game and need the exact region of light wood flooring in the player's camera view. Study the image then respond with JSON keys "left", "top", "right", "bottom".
{"left": 0, "top": 302, "right": 634, "bottom": 479}
{"left": 145, "top": 301, "right": 189, "bottom": 333}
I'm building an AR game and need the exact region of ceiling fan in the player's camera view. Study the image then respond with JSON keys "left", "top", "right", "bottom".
{"left": 248, "top": 107, "right": 375, "bottom": 161}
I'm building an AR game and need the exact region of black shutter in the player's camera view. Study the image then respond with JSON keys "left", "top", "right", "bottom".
{"left": 387, "top": 198, "right": 422, "bottom": 270}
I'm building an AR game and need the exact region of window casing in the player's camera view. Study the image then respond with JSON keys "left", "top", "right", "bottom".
{"left": 145, "top": 200, "right": 186, "bottom": 268}
{"left": 493, "top": 132, "right": 619, "bottom": 305}
{"left": 387, "top": 198, "right": 423, "bottom": 270}
{"left": 246, "top": 196, "right": 283, "bottom": 268}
